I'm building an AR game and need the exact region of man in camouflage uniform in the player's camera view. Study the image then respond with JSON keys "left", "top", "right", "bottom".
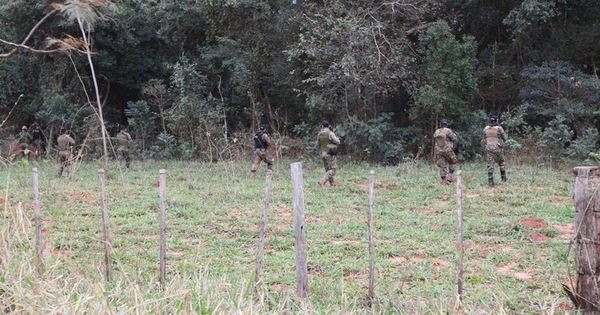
{"left": 115, "top": 126, "right": 133, "bottom": 168}
{"left": 482, "top": 115, "right": 508, "bottom": 187}
{"left": 57, "top": 128, "right": 75, "bottom": 177}
{"left": 250, "top": 124, "right": 274, "bottom": 176}
{"left": 32, "top": 124, "right": 46, "bottom": 157}
{"left": 18, "top": 125, "right": 32, "bottom": 159}
{"left": 433, "top": 118, "right": 458, "bottom": 184}
{"left": 317, "top": 120, "right": 341, "bottom": 187}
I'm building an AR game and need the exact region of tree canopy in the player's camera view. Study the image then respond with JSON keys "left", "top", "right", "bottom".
{"left": 1, "top": 0, "right": 599, "bottom": 162}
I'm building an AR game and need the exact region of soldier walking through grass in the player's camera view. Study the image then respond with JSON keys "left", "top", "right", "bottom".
{"left": 433, "top": 118, "right": 458, "bottom": 184}
{"left": 57, "top": 128, "right": 75, "bottom": 177}
{"left": 317, "top": 120, "right": 341, "bottom": 187}
{"left": 250, "top": 124, "right": 274, "bottom": 176}
{"left": 32, "top": 123, "right": 46, "bottom": 157}
{"left": 115, "top": 125, "right": 133, "bottom": 168}
{"left": 482, "top": 115, "right": 508, "bottom": 187}
{"left": 18, "top": 125, "right": 32, "bottom": 159}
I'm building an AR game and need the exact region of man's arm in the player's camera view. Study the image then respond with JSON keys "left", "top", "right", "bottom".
{"left": 329, "top": 131, "right": 340, "bottom": 145}
{"left": 499, "top": 127, "right": 508, "bottom": 142}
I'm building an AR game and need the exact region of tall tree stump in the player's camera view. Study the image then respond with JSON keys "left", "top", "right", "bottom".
{"left": 573, "top": 166, "right": 600, "bottom": 311}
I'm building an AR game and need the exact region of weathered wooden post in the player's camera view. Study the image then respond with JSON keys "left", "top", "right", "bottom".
{"left": 367, "top": 170, "right": 375, "bottom": 307}
{"left": 572, "top": 166, "right": 600, "bottom": 311}
{"left": 254, "top": 171, "right": 273, "bottom": 287}
{"left": 290, "top": 162, "right": 308, "bottom": 299}
{"left": 159, "top": 169, "right": 167, "bottom": 286}
{"left": 32, "top": 168, "right": 42, "bottom": 267}
{"left": 455, "top": 170, "right": 464, "bottom": 303}
{"left": 98, "top": 169, "right": 113, "bottom": 282}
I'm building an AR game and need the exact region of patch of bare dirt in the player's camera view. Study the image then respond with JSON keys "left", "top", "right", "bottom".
{"left": 530, "top": 232, "right": 551, "bottom": 242}
{"left": 68, "top": 191, "right": 96, "bottom": 202}
{"left": 550, "top": 197, "right": 571, "bottom": 205}
{"left": 553, "top": 223, "right": 573, "bottom": 239}
{"left": 465, "top": 193, "right": 480, "bottom": 198}
{"left": 519, "top": 217, "right": 548, "bottom": 229}
{"left": 415, "top": 207, "right": 434, "bottom": 214}
{"left": 496, "top": 265, "right": 533, "bottom": 281}
{"left": 435, "top": 198, "right": 450, "bottom": 204}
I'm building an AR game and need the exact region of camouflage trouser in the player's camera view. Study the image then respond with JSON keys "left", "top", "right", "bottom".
{"left": 59, "top": 150, "right": 71, "bottom": 176}
{"left": 20, "top": 142, "right": 29, "bottom": 159}
{"left": 117, "top": 147, "right": 131, "bottom": 168}
{"left": 486, "top": 148, "right": 505, "bottom": 174}
{"left": 435, "top": 150, "right": 458, "bottom": 179}
{"left": 321, "top": 151, "right": 338, "bottom": 181}
{"left": 34, "top": 139, "right": 44, "bottom": 156}
{"left": 251, "top": 149, "right": 273, "bottom": 172}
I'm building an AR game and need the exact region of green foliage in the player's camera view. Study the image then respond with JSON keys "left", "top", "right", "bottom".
{"left": 137, "top": 132, "right": 177, "bottom": 160}
{"left": 520, "top": 61, "right": 600, "bottom": 127}
{"left": 568, "top": 127, "right": 599, "bottom": 160}
{"left": 335, "top": 113, "right": 405, "bottom": 165}
{"left": 537, "top": 115, "right": 572, "bottom": 158}
{"left": 125, "top": 100, "right": 158, "bottom": 152}
{"left": 411, "top": 21, "right": 477, "bottom": 124}
{"left": 34, "top": 94, "right": 93, "bottom": 134}
{"left": 286, "top": 1, "right": 414, "bottom": 118}
{"left": 166, "top": 55, "right": 213, "bottom": 159}
{"left": 503, "top": 0, "right": 557, "bottom": 36}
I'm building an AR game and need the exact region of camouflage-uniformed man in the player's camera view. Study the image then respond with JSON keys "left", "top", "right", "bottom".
{"left": 57, "top": 128, "right": 75, "bottom": 177}
{"left": 483, "top": 115, "right": 508, "bottom": 187}
{"left": 250, "top": 124, "right": 274, "bottom": 176}
{"left": 433, "top": 118, "right": 458, "bottom": 184}
{"left": 32, "top": 124, "right": 46, "bottom": 157}
{"left": 317, "top": 120, "right": 341, "bottom": 187}
{"left": 115, "top": 126, "right": 133, "bottom": 168}
{"left": 18, "top": 125, "right": 32, "bottom": 159}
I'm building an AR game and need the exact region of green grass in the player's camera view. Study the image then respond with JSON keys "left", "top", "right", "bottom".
{"left": 0, "top": 156, "right": 580, "bottom": 314}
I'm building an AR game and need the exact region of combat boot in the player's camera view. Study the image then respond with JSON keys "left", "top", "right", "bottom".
{"left": 446, "top": 173, "right": 454, "bottom": 183}
{"left": 488, "top": 172, "right": 494, "bottom": 187}
{"left": 58, "top": 167, "right": 64, "bottom": 177}
{"left": 501, "top": 170, "right": 507, "bottom": 182}
{"left": 440, "top": 176, "right": 448, "bottom": 185}
{"left": 329, "top": 178, "right": 336, "bottom": 187}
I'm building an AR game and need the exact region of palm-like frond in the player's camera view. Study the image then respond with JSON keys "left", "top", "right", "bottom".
{"left": 44, "top": 35, "right": 89, "bottom": 53}
{"left": 54, "top": 0, "right": 117, "bottom": 31}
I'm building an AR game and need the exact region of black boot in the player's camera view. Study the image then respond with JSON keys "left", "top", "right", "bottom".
{"left": 488, "top": 172, "right": 494, "bottom": 187}
{"left": 501, "top": 170, "right": 507, "bottom": 182}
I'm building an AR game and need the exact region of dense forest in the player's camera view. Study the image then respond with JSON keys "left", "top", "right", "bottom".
{"left": 1, "top": 0, "right": 599, "bottom": 163}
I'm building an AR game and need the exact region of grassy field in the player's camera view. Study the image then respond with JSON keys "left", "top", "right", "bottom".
{"left": 0, "top": 156, "right": 579, "bottom": 314}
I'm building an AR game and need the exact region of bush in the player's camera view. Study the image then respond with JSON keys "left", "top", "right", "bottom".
{"left": 335, "top": 113, "right": 405, "bottom": 165}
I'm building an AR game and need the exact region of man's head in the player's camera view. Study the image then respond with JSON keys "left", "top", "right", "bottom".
{"left": 440, "top": 119, "right": 448, "bottom": 127}
{"left": 489, "top": 115, "right": 499, "bottom": 125}
{"left": 60, "top": 127, "right": 67, "bottom": 134}
{"left": 21, "top": 125, "right": 27, "bottom": 131}
{"left": 322, "top": 120, "right": 330, "bottom": 128}
{"left": 259, "top": 124, "right": 266, "bottom": 131}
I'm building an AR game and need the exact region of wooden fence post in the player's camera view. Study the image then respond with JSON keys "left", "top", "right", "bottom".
{"left": 254, "top": 171, "right": 273, "bottom": 287}
{"left": 98, "top": 169, "right": 113, "bottom": 282}
{"left": 159, "top": 169, "right": 167, "bottom": 286}
{"left": 32, "top": 168, "right": 42, "bottom": 268}
{"left": 572, "top": 166, "right": 600, "bottom": 311}
{"left": 367, "top": 170, "right": 376, "bottom": 307}
{"left": 290, "top": 162, "right": 308, "bottom": 299}
{"left": 456, "top": 170, "right": 464, "bottom": 303}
